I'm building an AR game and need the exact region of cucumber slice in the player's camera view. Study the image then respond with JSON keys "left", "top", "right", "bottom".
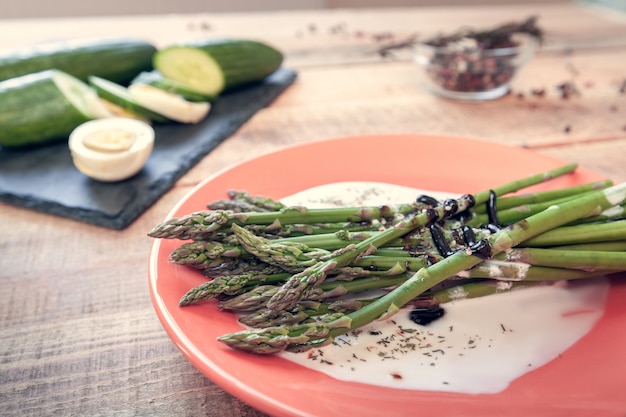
{"left": 0, "top": 69, "right": 112, "bottom": 148}
{"left": 154, "top": 47, "right": 224, "bottom": 96}
{"left": 88, "top": 75, "right": 170, "bottom": 123}
{"left": 98, "top": 98, "right": 150, "bottom": 123}
{"left": 128, "top": 84, "right": 210, "bottom": 124}
{"left": 55, "top": 71, "right": 112, "bottom": 119}
{"left": 131, "top": 71, "right": 217, "bottom": 102}
{"left": 154, "top": 39, "right": 283, "bottom": 95}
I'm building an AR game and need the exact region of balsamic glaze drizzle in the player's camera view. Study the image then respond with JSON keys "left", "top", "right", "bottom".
{"left": 409, "top": 306, "right": 446, "bottom": 326}
{"left": 461, "top": 194, "right": 476, "bottom": 209}
{"left": 478, "top": 189, "right": 502, "bottom": 233}
{"left": 415, "top": 195, "right": 440, "bottom": 207}
{"left": 469, "top": 239, "right": 493, "bottom": 259}
{"left": 429, "top": 223, "right": 455, "bottom": 257}
{"left": 460, "top": 225, "right": 492, "bottom": 259}
{"left": 460, "top": 225, "right": 476, "bottom": 245}
{"left": 486, "top": 190, "right": 501, "bottom": 227}
{"left": 442, "top": 198, "right": 459, "bottom": 218}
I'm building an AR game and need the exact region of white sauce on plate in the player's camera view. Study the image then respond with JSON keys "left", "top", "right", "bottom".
{"left": 279, "top": 182, "right": 609, "bottom": 394}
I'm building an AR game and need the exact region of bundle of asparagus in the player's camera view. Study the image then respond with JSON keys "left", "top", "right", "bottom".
{"left": 148, "top": 164, "right": 626, "bottom": 355}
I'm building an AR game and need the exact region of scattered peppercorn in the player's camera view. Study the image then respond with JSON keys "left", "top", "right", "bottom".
{"left": 531, "top": 88, "right": 546, "bottom": 97}
{"left": 557, "top": 81, "right": 580, "bottom": 99}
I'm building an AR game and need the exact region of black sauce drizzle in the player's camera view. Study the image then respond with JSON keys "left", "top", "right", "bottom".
{"left": 485, "top": 190, "right": 501, "bottom": 227}
{"left": 409, "top": 306, "right": 446, "bottom": 326}
{"left": 442, "top": 198, "right": 459, "bottom": 218}
{"left": 479, "top": 189, "right": 503, "bottom": 235}
{"left": 461, "top": 225, "right": 492, "bottom": 259}
{"left": 429, "top": 223, "right": 455, "bottom": 257}
{"left": 415, "top": 195, "right": 440, "bottom": 207}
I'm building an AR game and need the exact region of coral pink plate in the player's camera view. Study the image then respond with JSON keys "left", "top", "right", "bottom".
{"left": 149, "top": 134, "right": 626, "bottom": 417}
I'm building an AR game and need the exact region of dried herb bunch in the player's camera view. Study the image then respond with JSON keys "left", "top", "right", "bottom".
{"left": 424, "top": 16, "right": 543, "bottom": 49}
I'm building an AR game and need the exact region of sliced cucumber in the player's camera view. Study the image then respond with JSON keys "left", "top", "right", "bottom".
{"left": 98, "top": 98, "right": 150, "bottom": 123}
{"left": 56, "top": 71, "right": 112, "bottom": 119}
{"left": 88, "top": 75, "right": 170, "bottom": 123}
{"left": 154, "top": 39, "right": 283, "bottom": 96}
{"left": 131, "top": 71, "right": 216, "bottom": 102}
{"left": 0, "top": 69, "right": 112, "bottom": 148}
{"left": 128, "top": 84, "right": 210, "bottom": 124}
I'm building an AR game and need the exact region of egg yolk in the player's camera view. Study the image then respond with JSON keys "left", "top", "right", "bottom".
{"left": 82, "top": 129, "right": 136, "bottom": 153}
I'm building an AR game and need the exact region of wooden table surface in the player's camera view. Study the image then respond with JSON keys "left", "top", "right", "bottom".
{"left": 1, "top": 3, "right": 625, "bottom": 416}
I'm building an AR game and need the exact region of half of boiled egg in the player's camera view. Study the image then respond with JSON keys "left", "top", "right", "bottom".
{"left": 69, "top": 117, "right": 155, "bottom": 182}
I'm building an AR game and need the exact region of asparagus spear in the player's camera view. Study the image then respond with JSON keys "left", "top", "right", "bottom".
{"left": 568, "top": 204, "right": 625, "bottom": 225}
{"left": 409, "top": 280, "right": 542, "bottom": 307}
{"left": 468, "top": 194, "right": 591, "bottom": 226}
{"left": 496, "top": 247, "right": 626, "bottom": 270}
{"left": 217, "top": 181, "right": 626, "bottom": 354}
{"left": 207, "top": 190, "right": 286, "bottom": 212}
{"left": 231, "top": 223, "right": 336, "bottom": 270}
{"left": 521, "top": 220, "right": 626, "bottom": 247}
{"left": 179, "top": 272, "right": 292, "bottom": 306}
{"left": 469, "top": 195, "right": 625, "bottom": 227}
{"left": 548, "top": 241, "right": 626, "bottom": 251}
{"left": 148, "top": 203, "right": 417, "bottom": 240}
{"left": 470, "top": 180, "right": 612, "bottom": 213}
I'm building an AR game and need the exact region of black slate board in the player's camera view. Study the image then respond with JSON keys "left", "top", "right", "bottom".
{"left": 0, "top": 68, "right": 297, "bottom": 229}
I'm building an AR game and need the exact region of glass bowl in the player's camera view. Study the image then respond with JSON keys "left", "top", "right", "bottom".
{"left": 413, "top": 34, "right": 537, "bottom": 101}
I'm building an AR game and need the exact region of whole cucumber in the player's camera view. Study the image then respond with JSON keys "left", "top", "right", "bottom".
{"left": 0, "top": 38, "right": 157, "bottom": 85}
